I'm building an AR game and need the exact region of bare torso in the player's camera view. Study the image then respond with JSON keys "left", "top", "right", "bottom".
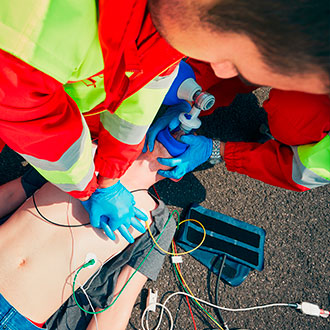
{"left": 0, "top": 182, "right": 156, "bottom": 323}
{"left": 0, "top": 138, "right": 172, "bottom": 322}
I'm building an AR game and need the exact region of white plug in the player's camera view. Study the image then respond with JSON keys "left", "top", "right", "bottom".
{"left": 84, "top": 253, "right": 97, "bottom": 269}
{"left": 297, "top": 302, "right": 329, "bottom": 318}
{"left": 147, "top": 289, "right": 158, "bottom": 312}
{"left": 171, "top": 255, "right": 183, "bottom": 264}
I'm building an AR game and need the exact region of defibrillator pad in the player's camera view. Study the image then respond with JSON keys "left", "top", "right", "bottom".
{"left": 176, "top": 203, "right": 266, "bottom": 286}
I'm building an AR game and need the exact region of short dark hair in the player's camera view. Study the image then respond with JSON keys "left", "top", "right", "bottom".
{"left": 201, "top": 0, "right": 330, "bottom": 78}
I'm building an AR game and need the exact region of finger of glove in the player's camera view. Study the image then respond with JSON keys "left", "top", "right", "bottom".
{"left": 118, "top": 224, "right": 135, "bottom": 244}
{"left": 147, "top": 129, "right": 159, "bottom": 152}
{"left": 133, "top": 206, "right": 148, "bottom": 221}
{"left": 157, "top": 157, "right": 182, "bottom": 167}
{"left": 157, "top": 168, "right": 181, "bottom": 180}
{"left": 142, "top": 138, "right": 148, "bottom": 153}
{"left": 179, "top": 134, "right": 197, "bottom": 145}
{"left": 131, "top": 217, "right": 147, "bottom": 234}
{"left": 101, "top": 221, "right": 116, "bottom": 240}
{"left": 89, "top": 209, "right": 103, "bottom": 228}
{"left": 168, "top": 117, "right": 181, "bottom": 131}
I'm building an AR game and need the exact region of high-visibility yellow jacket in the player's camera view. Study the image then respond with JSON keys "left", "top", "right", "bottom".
{"left": 0, "top": 0, "right": 183, "bottom": 198}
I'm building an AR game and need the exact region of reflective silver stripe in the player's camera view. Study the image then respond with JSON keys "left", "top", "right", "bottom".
{"left": 102, "top": 64, "right": 179, "bottom": 145}
{"left": 101, "top": 111, "right": 148, "bottom": 145}
{"left": 291, "top": 146, "right": 330, "bottom": 189}
{"left": 144, "top": 64, "right": 179, "bottom": 89}
{"left": 20, "top": 115, "right": 91, "bottom": 171}
{"left": 54, "top": 160, "right": 95, "bottom": 192}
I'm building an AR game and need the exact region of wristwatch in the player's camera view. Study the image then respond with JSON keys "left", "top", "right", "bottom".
{"left": 209, "top": 139, "right": 223, "bottom": 165}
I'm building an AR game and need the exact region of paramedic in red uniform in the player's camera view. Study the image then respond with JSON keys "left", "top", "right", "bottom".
{"left": 147, "top": 60, "right": 330, "bottom": 192}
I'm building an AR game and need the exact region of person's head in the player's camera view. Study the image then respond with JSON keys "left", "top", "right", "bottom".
{"left": 148, "top": 0, "right": 330, "bottom": 94}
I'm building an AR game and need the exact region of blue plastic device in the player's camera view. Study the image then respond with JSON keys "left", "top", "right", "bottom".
{"left": 176, "top": 203, "right": 266, "bottom": 286}
{"left": 162, "top": 60, "right": 196, "bottom": 105}
{"left": 156, "top": 127, "right": 188, "bottom": 157}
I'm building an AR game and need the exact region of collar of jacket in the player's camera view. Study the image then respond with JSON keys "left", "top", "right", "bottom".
{"left": 97, "top": 0, "right": 183, "bottom": 114}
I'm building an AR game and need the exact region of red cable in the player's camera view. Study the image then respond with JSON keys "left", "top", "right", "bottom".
{"left": 173, "top": 241, "right": 198, "bottom": 330}
{"left": 186, "top": 289, "right": 198, "bottom": 330}
{"left": 152, "top": 184, "right": 161, "bottom": 199}
{"left": 153, "top": 184, "right": 197, "bottom": 329}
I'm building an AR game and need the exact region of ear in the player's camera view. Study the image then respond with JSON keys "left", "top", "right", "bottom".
{"left": 210, "top": 61, "right": 238, "bottom": 79}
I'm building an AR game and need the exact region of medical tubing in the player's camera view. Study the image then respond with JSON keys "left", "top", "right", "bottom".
{"left": 171, "top": 240, "right": 223, "bottom": 329}
{"left": 72, "top": 210, "right": 179, "bottom": 315}
{"left": 214, "top": 255, "right": 228, "bottom": 329}
{"left": 186, "top": 295, "right": 198, "bottom": 330}
{"left": 32, "top": 193, "right": 90, "bottom": 227}
{"left": 173, "top": 266, "right": 223, "bottom": 330}
{"left": 144, "top": 291, "right": 296, "bottom": 330}
{"left": 146, "top": 218, "right": 206, "bottom": 256}
{"left": 84, "top": 260, "right": 104, "bottom": 290}
{"left": 32, "top": 189, "right": 150, "bottom": 228}
{"left": 142, "top": 303, "right": 174, "bottom": 330}
{"left": 172, "top": 254, "right": 223, "bottom": 330}
{"left": 172, "top": 242, "right": 197, "bottom": 330}
{"left": 165, "top": 292, "right": 294, "bottom": 312}
{"left": 80, "top": 284, "right": 99, "bottom": 330}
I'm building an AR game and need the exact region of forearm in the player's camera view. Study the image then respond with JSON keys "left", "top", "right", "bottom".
{"left": 95, "top": 120, "right": 145, "bottom": 180}
{"left": 0, "top": 177, "right": 27, "bottom": 218}
{"left": 86, "top": 265, "right": 147, "bottom": 330}
{"left": 0, "top": 50, "right": 97, "bottom": 199}
{"left": 223, "top": 140, "right": 309, "bottom": 191}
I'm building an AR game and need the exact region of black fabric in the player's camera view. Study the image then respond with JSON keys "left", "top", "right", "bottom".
{"left": 46, "top": 200, "right": 176, "bottom": 330}
{"left": 0, "top": 168, "right": 47, "bottom": 225}
{"left": 21, "top": 167, "right": 47, "bottom": 198}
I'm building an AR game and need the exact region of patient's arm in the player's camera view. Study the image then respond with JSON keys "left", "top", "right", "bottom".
{"left": 0, "top": 177, "right": 26, "bottom": 218}
{"left": 86, "top": 265, "right": 147, "bottom": 330}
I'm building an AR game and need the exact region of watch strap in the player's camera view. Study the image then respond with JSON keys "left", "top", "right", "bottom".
{"left": 209, "top": 139, "right": 222, "bottom": 164}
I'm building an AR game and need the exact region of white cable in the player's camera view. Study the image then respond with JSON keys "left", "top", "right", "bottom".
{"left": 141, "top": 291, "right": 292, "bottom": 330}
{"left": 77, "top": 268, "right": 104, "bottom": 330}
{"left": 141, "top": 303, "right": 173, "bottom": 330}
{"left": 84, "top": 260, "right": 104, "bottom": 290}
{"left": 163, "top": 292, "right": 290, "bottom": 312}
{"left": 80, "top": 284, "right": 99, "bottom": 330}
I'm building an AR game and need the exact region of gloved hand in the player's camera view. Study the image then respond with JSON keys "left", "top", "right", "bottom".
{"left": 143, "top": 102, "right": 191, "bottom": 153}
{"left": 157, "top": 134, "right": 213, "bottom": 180}
{"left": 81, "top": 181, "right": 148, "bottom": 243}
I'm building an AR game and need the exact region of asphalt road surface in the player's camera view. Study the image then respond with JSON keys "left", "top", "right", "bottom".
{"left": 0, "top": 88, "right": 329, "bottom": 330}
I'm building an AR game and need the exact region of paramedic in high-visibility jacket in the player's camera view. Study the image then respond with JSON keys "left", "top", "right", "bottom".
{"left": 146, "top": 60, "right": 330, "bottom": 191}
{"left": 0, "top": 0, "right": 329, "bottom": 241}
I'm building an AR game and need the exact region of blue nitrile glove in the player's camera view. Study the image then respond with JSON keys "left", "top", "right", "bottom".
{"left": 143, "top": 102, "right": 191, "bottom": 153}
{"left": 157, "top": 134, "right": 213, "bottom": 180}
{"left": 81, "top": 181, "right": 148, "bottom": 243}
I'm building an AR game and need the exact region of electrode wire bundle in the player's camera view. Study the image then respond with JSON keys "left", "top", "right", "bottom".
{"left": 72, "top": 209, "right": 175, "bottom": 315}
{"left": 171, "top": 240, "right": 224, "bottom": 330}
{"left": 145, "top": 217, "right": 206, "bottom": 256}
{"left": 141, "top": 238, "right": 224, "bottom": 330}
{"left": 72, "top": 208, "right": 206, "bottom": 315}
